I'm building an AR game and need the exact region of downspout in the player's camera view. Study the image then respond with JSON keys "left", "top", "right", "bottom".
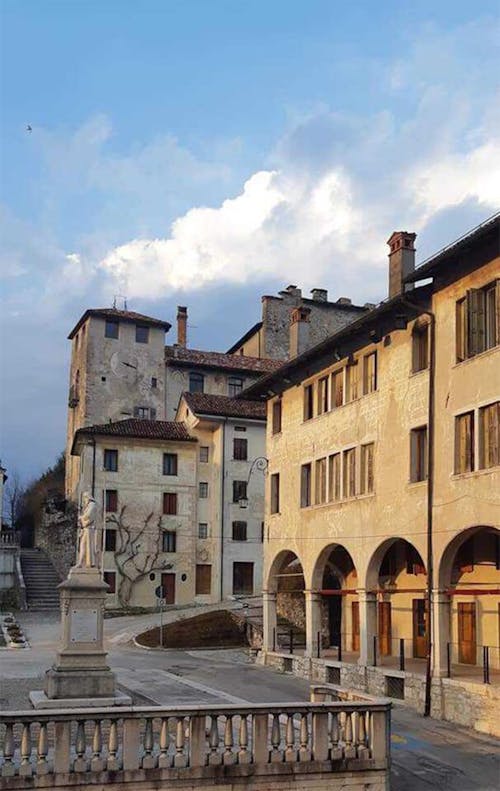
{"left": 91, "top": 438, "right": 97, "bottom": 498}
{"left": 400, "top": 295, "right": 435, "bottom": 717}
{"left": 220, "top": 419, "right": 227, "bottom": 602}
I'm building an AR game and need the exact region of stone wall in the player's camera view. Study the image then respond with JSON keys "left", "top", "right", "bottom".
{"left": 35, "top": 498, "right": 77, "bottom": 580}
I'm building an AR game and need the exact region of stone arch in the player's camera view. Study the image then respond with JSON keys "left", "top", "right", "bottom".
{"left": 438, "top": 525, "right": 499, "bottom": 590}
{"left": 311, "top": 543, "right": 359, "bottom": 591}
{"left": 311, "top": 544, "right": 359, "bottom": 653}
{"left": 365, "top": 537, "right": 426, "bottom": 590}
{"left": 266, "top": 549, "right": 305, "bottom": 593}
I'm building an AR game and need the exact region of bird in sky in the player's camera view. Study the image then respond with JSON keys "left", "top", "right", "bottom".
{"left": 26, "top": 125, "right": 32, "bottom": 132}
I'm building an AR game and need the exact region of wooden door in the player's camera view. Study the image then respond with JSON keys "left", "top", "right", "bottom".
{"left": 412, "top": 599, "right": 427, "bottom": 658}
{"left": 378, "top": 602, "right": 392, "bottom": 656}
{"left": 351, "top": 601, "right": 360, "bottom": 652}
{"left": 458, "top": 602, "right": 476, "bottom": 664}
{"left": 161, "top": 573, "right": 176, "bottom": 605}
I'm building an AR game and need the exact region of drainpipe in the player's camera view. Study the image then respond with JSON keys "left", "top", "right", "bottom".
{"left": 91, "top": 438, "right": 97, "bottom": 498}
{"left": 220, "top": 419, "right": 227, "bottom": 602}
{"left": 400, "top": 296, "right": 435, "bottom": 717}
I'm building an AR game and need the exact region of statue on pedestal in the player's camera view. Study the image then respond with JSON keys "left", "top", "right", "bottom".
{"left": 76, "top": 492, "right": 98, "bottom": 568}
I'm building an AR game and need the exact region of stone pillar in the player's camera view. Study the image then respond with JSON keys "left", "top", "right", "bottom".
{"left": 305, "top": 590, "right": 322, "bottom": 657}
{"left": 433, "top": 588, "right": 451, "bottom": 677}
{"left": 357, "top": 589, "right": 377, "bottom": 666}
{"left": 263, "top": 590, "right": 277, "bottom": 653}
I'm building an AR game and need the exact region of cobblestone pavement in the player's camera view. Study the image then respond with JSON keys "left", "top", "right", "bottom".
{"left": 1, "top": 608, "right": 499, "bottom": 790}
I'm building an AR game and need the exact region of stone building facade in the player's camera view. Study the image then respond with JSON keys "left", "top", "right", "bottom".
{"left": 244, "top": 214, "right": 500, "bottom": 733}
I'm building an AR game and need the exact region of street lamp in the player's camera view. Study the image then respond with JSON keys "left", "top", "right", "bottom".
{"left": 239, "top": 456, "right": 269, "bottom": 509}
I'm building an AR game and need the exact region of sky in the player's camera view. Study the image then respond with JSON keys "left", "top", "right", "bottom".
{"left": 0, "top": 0, "right": 499, "bottom": 483}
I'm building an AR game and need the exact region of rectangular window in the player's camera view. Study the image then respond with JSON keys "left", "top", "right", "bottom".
{"left": 331, "top": 370, "right": 344, "bottom": 408}
{"left": 412, "top": 324, "right": 429, "bottom": 372}
{"left": 105, "top": 319, "right": 119, "bottom": 339}
{"left": 315, "top": 457, "right": 327, "bottom": 504}
{"left": 233, "top": 562, "right": 254, "bottom": 595}
{"left": 455, "top": 412, "right": 474, "bottom": 473}
{"left": 300, "top": 463, "right": 311, "bottom": 508}
{"left": 151, "top": 377, "right": 158, "bottom": 389}
{"left": 270, "top": 473, "right": 280, "bottom": 514}
{"left": 196, "top": 564, "right": 212, "bottom": 595}
{"left": 456, "top": 282, "right": 499, "bottom": 361}
{"left": 199, "top": 481, "right": 209, "bottom": 498}
{"left": 303, "top": 384, "right": 314, "bottom": 420}
{"left": 346, "top": 362, "right": 359, "bottom": 402}
{"left": 163, "top": 453, "right": 178, "bottom": 476}
{"left": 233, "top": 437, "right": 248, "bottom": 460}
{"left": 103, "top": 571, "right": 116, "bottom": 593}
{"left": 189, "top": 372, "right": 204, "bottom": 393}
{"left": 105, "top": 489, "right": 118, "bottom": 513}
{"left": 272, "top": 399, "right": 282, "bottom": 435}
{"left": 479, "top": 401, "right": 500, "bottom": 469}
{"left": 163, "top": 492, "right": 178, "bottom": 515}
{"left": 228, "top": 376, "right": 244, "bottom": 397}
{"left": 104, "top": 449, "right": 118, "bottom": 472}
{"left": 328, "top": 453, "right": 341, "bottom": 501}
{"left": 456, "top": 298, "right": 467, "bottom": 362}
{"left": 135, "top": 324, "right": 149, "bottom": 344}
{"left": 232, "top": 521, "right": 247, "bottom": 541}
{"left": 162, "top": 531, "right": 177, "bottom": 553}
{"left": 232, "top": 480, "right": 247, "bottom": 503}
{"left": 410, "top": 427, "right": 428, "bottom": 482}
{"left": 199, "top": 446, "right": 209, "bottom": 463}
{"left": 360, "top": 443, "right": 375, "bottom": 494}
{"left": 198, "top": 523, "right": 209, "bottom": 539}
{"left": 317, "top": 376, "right": 329, "bottom": 415}
{"left": 134, "top": 406, "right": 156, "bottom": 420}
{"left": 363, "top": 352, "right": 377, "bottom": 394}
{"left": 104, "top": 529, "right": 116, "bottom": 552}
{"left": 343, "top": 448, "right": 356, "bottom": 498}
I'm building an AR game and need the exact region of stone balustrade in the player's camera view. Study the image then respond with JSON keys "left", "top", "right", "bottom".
{"left": 0, "top": 531, "right": 20, "bottom": 548}
{"left": 0, "top": 699, "right": 391, "bottom": 790}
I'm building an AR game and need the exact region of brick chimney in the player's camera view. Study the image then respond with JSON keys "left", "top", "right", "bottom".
{"left": 177, "top": 306, "right": 187, "bottom": 347}
{"left": 289, "top": 306, "right": 311, "bottom": 358}
{"left": 387, "top": 231, "right": 416, "bottom": 298}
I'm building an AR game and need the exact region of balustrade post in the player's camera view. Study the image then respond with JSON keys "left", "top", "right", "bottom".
{"left": 107, "top": 720, "right": 120, "bottom": 772}
{"left": 174, "top": 717, "right": 187, "bottom": 768}
{"left": 1, "top": 723, "right": 15, "bottom": 777}
{"left": 298, "top": 713, "right": 311, "bottom": 762}
{"left": 252, "top": 713, "right": 269, "bottom": 764}
{"left": 343, "top": 711, "right": 356, "bottom": 759}
{"left": 312, "top": 710, "right": 329, "bottom": 762}
{"left": 238, "top": 715, "right": 250, "bottom": 764}
{"left": 270, "top": 713, "right": 283, "bottom": 762}
{"left": 285, "top": 714, "right": 297, "bottom": 762}
{"left": 123, "top": 718, "right": 141, "bottom": 771}
{"left": 190, "top": 714, "right": 208, "bottom": 767}
{"left": 36, "top": 722, "right": 49, "bottom": 776}
{"left": 91, "top": 720, "right": 105, "bottom": 773}
{"left": 142, "top": 718, "right": 157, "bottom": 769}
{"left": 54, "top": 721, "right": 71, "bottom": 774}
{"left": 19, "top": 723, "right": 32, "bottom": 778}
{"left": 208, "top": 715, "right": 222, "bottom": 766}
{"left": 356, "top": 711, "right": 370, "bottom": 760}
{"left": 370, "top": 709, "right": 390, "bottom": 763}
{"left": 158, "top": 718, "right": 171, "bottom": 768}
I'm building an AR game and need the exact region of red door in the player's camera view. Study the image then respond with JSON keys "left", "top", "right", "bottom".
{"left": 351, "top": 602, "right": 360, "bottom": 652}
{"left": 378, "top": 602, "right": 392, "bottom": 656}
{"left": 161, "top": 573, "right": 176, "bottom": 605}
{"left": 412, "top": 599, "right": 427, "bottom": 659}
{"left": 458, "top": 603, "right": 476, "bottom": 664}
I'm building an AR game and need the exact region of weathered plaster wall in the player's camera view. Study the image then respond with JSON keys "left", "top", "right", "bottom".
{"left": 165, "top": 366, "right": 261, "bottom": 421}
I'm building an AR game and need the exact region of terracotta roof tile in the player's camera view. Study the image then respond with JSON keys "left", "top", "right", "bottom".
{"left": 73, "top": 419, "right": 196, "bottom": 443}
{"left": 182, "top": 392, "right": 266, "bottom": 420}
{"left": 165, "top": 346, "right": 283, "bottom": 373}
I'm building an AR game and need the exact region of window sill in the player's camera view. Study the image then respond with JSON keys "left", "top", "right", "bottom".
{"left": 302, "top": 390, "right": 379, "bottom": 425}
{"left": 300, "top": 492, "right": 376, "bottom": 511}
{"left": 453, "top": 344, "right": 499, "bottom": 369}
{"left": 451, "top": 466, "right": 499, "bottom": 481}
{"left": 410, "top": 368, "right": 429, "bottom": 378}
{"left": 407, "top": 479, "right": 428, "bottom": 487}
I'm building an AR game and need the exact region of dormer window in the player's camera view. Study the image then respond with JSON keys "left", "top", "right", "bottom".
{"left": 105, "top": 319, "right": 119, "bottom": 339}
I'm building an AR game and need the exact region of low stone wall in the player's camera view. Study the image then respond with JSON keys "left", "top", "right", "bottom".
{"left": 35, "top": 499, "right": 77, "bottom": 580}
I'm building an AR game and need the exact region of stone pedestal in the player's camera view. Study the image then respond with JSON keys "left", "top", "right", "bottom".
{"left": 30, "top": 566, "right": 131, "bottom": 709}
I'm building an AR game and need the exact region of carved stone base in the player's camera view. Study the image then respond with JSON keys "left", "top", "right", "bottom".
{"left": 30, "top": 690, "right": 131, "bottom": 709}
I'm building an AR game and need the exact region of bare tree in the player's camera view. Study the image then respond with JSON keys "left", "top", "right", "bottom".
{"left": 4, "top": 470, "right": 26, "bottom": 529}
{"left": 106, "top": 505, "right": 167, "bottom": 607}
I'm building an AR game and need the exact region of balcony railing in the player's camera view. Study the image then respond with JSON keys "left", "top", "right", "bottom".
{"left": 0, "top": 530, "right": 20, "bottom": 548}
{"left": 0, "top": 699, "right": 390, "bottom": 785}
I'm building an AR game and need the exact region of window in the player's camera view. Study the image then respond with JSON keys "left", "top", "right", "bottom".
{"left": 134, "top": 406, "right": 156, "bottom": 420}
{"left": 456, "top": 281, "right": 499, "bottom": 361}
{"left": 272, "top": 399, "right": 282, "bottom": 435}
{"left": 104, "top": 449, "right": 118, "bottom": 472}
{"left": 233, "top": 437, "right": 248, "bottom": 460}
{"left": 331, "top": 370, "right": 344, "bottom": 408}
{"left": 198, "top": 523, "right": 209, "bottom": 539}
{"left": 328, "top": 453, "right": 341, "bottom": 501}
{"left": 479, "top": 401, "right": 500, "bottom": 469}
{"left": 303, "top": 384, "right": 314, "bottom": 420}
{"left": 163, "top": 453, "right": 178, "bottom": 476}
{"left": 228, "top": 376, "right": 244, "bottom": 397}
{"left": 232, "top": 480, "right": 247, "bottom": 503}
{"left": 103, "top": 571, "right": 116, "bottom": 593}
{"left": 163, "top": 492, "right": 177, "bottom": 515}
{"left": 199, "top": 482, "right": 209, "bottom": 498}
{"left": 270, "top": 473, "right": 280, "bottom": 514}
{"left": 410, "top": 427, "right": 428, "bottom": 482}
{"left": 233, "top": 562, "right": 254, "bottom": 595}
{"left": 162, "top": 531, "right": 177, "bottom": 553}
{"left": 412, "top": 323, "right": 429, "bottom": 373}
{"left": 199, "top": 446, "right": 209, "bottom": 462}
{"left": 105, "top": 489, "right": 118, "bottom": 513}
{"left": 300, "top": 463, "right": 312, "bottom": 507}
{"left": 196, "top": 564, "right": 212, "bottom": 595}
{"left": 189, "top": 372, "right": 204, "bottom": 393}
{"left": 455, "top": 412, "right": 474, "bottom": 473}
{"left": 151, "top": 377, "right": 158, "bottom": 389}
{"left": 232, "top": 521, "right": 247, "bottom": 541}
{"left": 360, "top": 443, "right": 374, "bottom": 494}
{"left": 317, "top": 377, "right": 329, "bottom": 415}
{"left": 315, "top": 457, "right": 327, "bottom": 504}
{"left": 105, "top": 319, "right": 119, "bottom": 339}
{"left": 343, "top": 448, "right": 356, "bottom": 498}
{"left": 363, "top": 352, "right": 377, "bottom": 394}
{"left": 104, "top": 529, "right": 116, "bottom": 552}
{"left": 346, "top": 362, "right": 359, "bottom": 402}
{"left": 135, "top": 324, "right": 149, "bottom": 344}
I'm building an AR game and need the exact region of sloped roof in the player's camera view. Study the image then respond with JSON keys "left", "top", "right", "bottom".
{"left": 72, "top": 419, "right": 196, "bottom": 451}
{"left": 165, "top": 345, "right": 283, "bottom": 374}
{"left": 182, "top": 392, "right": 266, "bottom": 420}
{"left": 68, "top": 308, "right": 171, "bottom": 339}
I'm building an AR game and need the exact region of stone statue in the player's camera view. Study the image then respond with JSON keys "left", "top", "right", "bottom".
{"left": 76, "top": 492, "right": 98, "bottom": 568}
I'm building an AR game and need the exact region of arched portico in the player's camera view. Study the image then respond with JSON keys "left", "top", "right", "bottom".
{"left": 263, "top": 550, "right": 305, "bottom": 653}
{"left": 310, "top": 544, "right": 359, "bottom": 659}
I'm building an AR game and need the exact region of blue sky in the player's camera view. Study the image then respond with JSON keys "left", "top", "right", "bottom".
{"left": 1, "top": 0, "right": 499, "bottom": 482}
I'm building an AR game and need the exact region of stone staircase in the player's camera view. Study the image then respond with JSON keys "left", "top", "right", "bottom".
{"left": 20, "top": 548, "right": 61, "bottom": 610}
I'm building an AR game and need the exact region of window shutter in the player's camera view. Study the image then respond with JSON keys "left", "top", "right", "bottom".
{"left": 467, "top": 288, "right": 485, "bottom": 356}
{"left": 367, "top": 445, "right": 374, "bottom": 492}
{"left": 150, "top": 408, "right": 156, "bottom": 421}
